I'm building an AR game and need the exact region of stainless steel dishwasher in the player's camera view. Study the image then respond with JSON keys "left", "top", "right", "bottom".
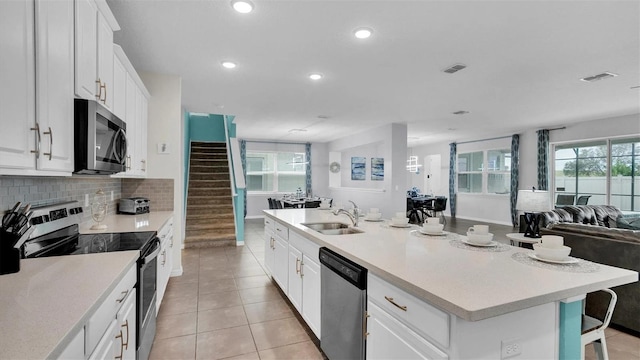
{"left": 319, "top": 247, "right": 367, "bottom": 360}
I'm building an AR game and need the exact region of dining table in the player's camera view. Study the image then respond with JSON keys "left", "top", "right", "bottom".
{"left": 280, "top": 197, "right": 317, "bottom": 208}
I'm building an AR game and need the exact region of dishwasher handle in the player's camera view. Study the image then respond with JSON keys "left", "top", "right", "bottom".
{"left": 319, "top": 247, "right": 367, "bottom": 290}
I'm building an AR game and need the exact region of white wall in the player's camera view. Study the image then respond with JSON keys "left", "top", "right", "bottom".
{"left": 139, "top": 71, "right": 184, "bottom": 275}
{"left": 244, "top": 141, "right": 329, "bottom": 218}
{"left": 327, "top": 123, "right": 407, "bottom": 218}
{"left": 410, "top": 113, "right": 640, "bottom": 225}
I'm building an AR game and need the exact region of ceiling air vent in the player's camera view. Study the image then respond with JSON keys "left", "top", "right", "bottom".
{"left": 442, "top": 64, "right": 467, "bottom": 74}
{"left": 580, "top": 72, "right": 618, "bottom": 82}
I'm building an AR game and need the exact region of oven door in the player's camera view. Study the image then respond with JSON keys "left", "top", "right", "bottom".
{"left": 137, "top": 237, "right": 160, "bottom": 360}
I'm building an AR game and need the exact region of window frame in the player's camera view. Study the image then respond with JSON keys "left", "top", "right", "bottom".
{"left": 245, "top": 150, "right": 307, "bottom": 194}
{"left": 457, "top": 148, "right": 511, "bottom": 195}
{"left": 551, "top": 136, "right": 640, "bottom": 211}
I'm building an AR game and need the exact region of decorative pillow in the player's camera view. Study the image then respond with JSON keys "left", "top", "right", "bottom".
{"left": 590, "top": 205, "right": 624, "bottom": 227}
{"left": 616, "top": 217, "right": 640, "bottom": 230}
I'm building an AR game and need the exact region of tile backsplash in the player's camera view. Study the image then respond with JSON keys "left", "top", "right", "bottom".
{"left": 121, "top": 178, "right": 174, "bottom": 211}
{"left": 0, "top": 176, "right": 121, "bottom": 224}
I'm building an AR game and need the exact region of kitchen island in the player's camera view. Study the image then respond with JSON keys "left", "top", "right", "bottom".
{"left": 264, "top": 209, "right": 638, "bottom": 359}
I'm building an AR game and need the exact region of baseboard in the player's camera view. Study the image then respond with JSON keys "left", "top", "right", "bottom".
{"left": 170, "top": 266, "right": 183, "bottom": 277}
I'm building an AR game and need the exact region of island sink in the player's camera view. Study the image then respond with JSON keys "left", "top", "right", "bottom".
{"left": 301, "top": 222, "right": 363, "bottom": 235}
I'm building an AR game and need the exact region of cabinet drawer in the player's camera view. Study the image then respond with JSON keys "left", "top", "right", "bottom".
{"left": 264, "top": 216, "right": 275, "bottom": 231}
{"left": 274, "top": 221, "right": 289, "bottom": 240}
{"left": 86, "top": 264, "right": 136, "bottom": 354}
{"left": 289, "top": 231, "right": 319, "bottom": 260}
{"left": 368, "top": 274, "right": 450, "bottom": 349}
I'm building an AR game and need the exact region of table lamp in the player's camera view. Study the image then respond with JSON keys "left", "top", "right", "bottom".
{"left": 516, "top": 188, "right": 551, "bottom": 238}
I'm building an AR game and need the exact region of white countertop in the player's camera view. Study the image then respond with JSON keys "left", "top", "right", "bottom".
{"left": 264, "top": 209, "right": 638, "bottom": 321}
{"left": 79, "top": 211, "right": 173, "bottom": 234}
{"left": 0, "top": 251, "right": 139, "bottom": 359}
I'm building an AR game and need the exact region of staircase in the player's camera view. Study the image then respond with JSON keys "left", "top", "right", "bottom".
{"left": 185, "top": 142, "right": 236, "bottom": 248}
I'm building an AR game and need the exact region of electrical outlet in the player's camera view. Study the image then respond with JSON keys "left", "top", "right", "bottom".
{"left": 501, "top": 339, "right": 522, "bottom": 359}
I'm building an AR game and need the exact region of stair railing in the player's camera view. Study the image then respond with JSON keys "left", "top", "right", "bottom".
{"left": 224, "top": 115, "right": 245, "bottom": 244}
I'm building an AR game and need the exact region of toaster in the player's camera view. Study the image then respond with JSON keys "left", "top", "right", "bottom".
{"left": 118, "top": 197, "right": 150, "bottom": 215}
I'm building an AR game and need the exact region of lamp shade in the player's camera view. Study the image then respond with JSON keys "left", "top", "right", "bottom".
{"left": 516, "top": 189, "right": 551, "bottom": 212}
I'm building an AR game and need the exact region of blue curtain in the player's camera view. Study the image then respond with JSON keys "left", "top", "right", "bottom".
{"left": 448, "top": 143, "right": 456, "bottom": 218}
{"left": 510, "top": 134, "right": 520, "bottom": 227}
{"left": 240, "top": 139, "right": 247, "bottom": 217}
{"left": 305, "top": 143, "right": 312, "bottom": 196}
{"left": 537, "top": 129, "right": 550, "bottom": 190}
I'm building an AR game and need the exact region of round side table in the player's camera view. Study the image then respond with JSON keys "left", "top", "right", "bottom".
{"left": 506, "top": 233, "right": 541, "bottom": 248}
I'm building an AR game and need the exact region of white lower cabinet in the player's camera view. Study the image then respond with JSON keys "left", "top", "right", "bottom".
{"left": 86, "top": 264, "right": 137, "bottom": 359}
{"left": 116, "top": 288, "right": 137, "bottom": 360}
{"left": 272, "top": 235, "right": 288, "bottom": 292}
{"left": 157, "top": 217, "right": 174, "bottom": 313}
{"left": 367, "top": 301, "right": 448, "bottom": 360}
{"left": 264, "top": 218, "right": 275, "bottom": 275}
{"left": 287, "top": 231, "right": 321, "bottom": 338}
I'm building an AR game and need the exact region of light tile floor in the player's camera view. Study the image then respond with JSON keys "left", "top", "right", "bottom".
{"left": 150, "top": 219, "right": 323, "bottom": 360}
{"left": 152, "top": 218, "right": 640, "bottom": 360}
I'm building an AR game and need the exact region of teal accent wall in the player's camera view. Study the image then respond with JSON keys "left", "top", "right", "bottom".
{"left": 189, "top": 114, "right": 226, "bottom": 142}
{"left": 559, "top": 299, "right": 582, "bottom": 359}
{"left": 183, "top": 109, "right": 190, "bottom": 217}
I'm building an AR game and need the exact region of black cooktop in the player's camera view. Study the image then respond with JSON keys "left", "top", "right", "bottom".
{"left": 23, "top": 225, "right": 157, "bottom": 258}
{"left": 74, "top": 231, "right": 157, "bottom": 255}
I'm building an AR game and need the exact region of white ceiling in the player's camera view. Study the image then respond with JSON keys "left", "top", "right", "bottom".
{"left": 107, "top": 0, "right": 640, "bottom": 146}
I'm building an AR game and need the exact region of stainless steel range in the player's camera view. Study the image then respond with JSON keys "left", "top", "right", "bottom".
{"left": 20, "top": 201, "right": 159, "bottom": 360}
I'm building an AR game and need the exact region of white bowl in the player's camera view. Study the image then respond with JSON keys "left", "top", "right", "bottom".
{"left": 533, "top": 243, "right": 571, "bottom": 261}
{"left": 426, "top": 218, "right": 440, "bottom": 225}
{"left": 541, "top": 235, "right": 564, "bottom": 248}
{"left": 366, "top": 212, "right": 382, "bottom": 220}
{"left": 422, "top": 224, "right": 444, "bottom": 233}
{"left": 391, "top": 217, "right": 409, "bottom": 225}
{"left": 466, "top": 232, "right": 494, "bottom": 244}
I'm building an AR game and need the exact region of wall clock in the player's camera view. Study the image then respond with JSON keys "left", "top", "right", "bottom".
{"left": 329, "top": 161, "right": 341, "bottom": 173}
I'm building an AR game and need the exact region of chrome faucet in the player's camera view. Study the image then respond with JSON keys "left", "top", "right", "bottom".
{"left": 332, "top": 200, "right": 360, "bottom": 227}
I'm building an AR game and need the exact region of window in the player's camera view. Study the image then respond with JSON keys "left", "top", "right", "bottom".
{"left": 552, "top": 137, "right": 639, "bottom": 210}
{"left": 457, "top": 149, "right": 511, "bottom": 194}
{"left": 246, "top": 151, "right": 306, "bottom": 193}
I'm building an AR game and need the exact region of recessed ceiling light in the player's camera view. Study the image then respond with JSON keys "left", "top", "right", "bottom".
{"left": 354, "top": 28, "right": 372, "bottom": 39}
{"left": 221, "top": 61, "right": 237, "bottom": 69}
{"left": 231, "top": 0, "right": 253, "bottom": 13}
{"left": 309, "top": 73, "right": 323, "bottom": 80}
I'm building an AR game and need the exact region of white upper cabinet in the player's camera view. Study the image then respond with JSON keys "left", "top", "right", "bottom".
{"left": 112, "top": 45, "right": 150, "bottom": 178}
{"left": 35, "top": 0, "right": 75, "bottom": 172}
{"left": 0, "top": 0, "right": 36, "bottom": 171}
{"left": 0, "top": 0, "right": 74, "bottom": 175}
{"left": 112, "top": 47, "right": 127, "bottom": 120}
{"left": 74, "top": 0, "right": 119, "bottom": 110}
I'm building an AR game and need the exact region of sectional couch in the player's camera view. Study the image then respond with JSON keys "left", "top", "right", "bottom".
{"left": 539, "top": 205, "right": 640, "bottom": 334}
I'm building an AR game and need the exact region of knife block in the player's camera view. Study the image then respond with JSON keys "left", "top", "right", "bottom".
{"left": 0, "top": 230, "right": 20, "bottom": 275}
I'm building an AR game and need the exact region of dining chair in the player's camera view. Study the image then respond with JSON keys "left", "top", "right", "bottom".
{"left": 582, "top": 288, "right": 617, "bottom": 360}
{"left": 576, "top": 195, "right": 592, "bottom": 205}
{"left": 406, "top": 198, "right": 422, "bottom": 224}
{"left": 429, "top": 197, "right": 448, "bottom": 225}
{"left": 556, "top": 194, "right": 575, "bottom": 206}
{"left": 267, "top": 198, "right": 275, "bottom": 209}
{"left": 304, "top": 200, "right": 321, "bottom": 208}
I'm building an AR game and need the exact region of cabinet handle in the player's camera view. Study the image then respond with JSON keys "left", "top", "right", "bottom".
{"left": 42, "top": 127, "right": 52, "bottom": 160}
{"left": 141, "top": 159, "right": 146, "bottom": 172}
{"left": 121, "top": 320, "right": 129, "bottom": 350}
{"left": 102, "top": 83, "right": 107, "bottom": 103}
{"left": 116, "top": 290, "right": 129, "bottom": 303}
{"left": 384, "top": 296, "right": 407, "bottom": 311}
{"left": 126, "top": 155, "right": 131, "bottom": 170}
{"left": 363, "top": 312, "right": 370, "bottom": 338}
{"left": 270, "top": 237, "right": 275, "bottom": 249}
{"left": 30, "top": 123, "right": 41, "bottom": 157}
{"left": 170, "top": 235, "right": 174, "bottom": 248}
{"left": 95, "top": 78, "right": 102, "bottom": 100}
{"left": 300, "top": 260, "right": 304, "bottom": 277}
{"left": 161, "top": 250, "right": 166, "bottom": 266}
{"left": 295, "top": 258, "right": 300, "bottom": 274}
{"left": 115, "top": 330, "right": 124, "bottom": 359}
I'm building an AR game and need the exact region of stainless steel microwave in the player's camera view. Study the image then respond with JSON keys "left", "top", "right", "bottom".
{"left": 74, "top": 99, "right": 127, "bottom": 175}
